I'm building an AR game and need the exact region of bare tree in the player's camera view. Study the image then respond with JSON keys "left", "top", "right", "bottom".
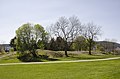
{"left": 110, "top": 39, "right": 117, "bottom": 54}
{"left": 83, "top": 22, "right": 101, "bottom": 55}
{"left": 51, "top": 16, "right": 82, "bottom": 57}
{"left": 103, "top": 38, "right": 117, "bottom": 54}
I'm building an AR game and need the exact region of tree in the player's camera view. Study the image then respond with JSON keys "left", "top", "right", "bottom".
{"left": 73, "top": 36, "right": 87, "bottom": 51}
{"left": 101, "top": 39, "right": 117, "bottom": 54}
{"left": 49, "top": 38, "right": 56, "bottom": 50}
{"left": 10, "top": 37, "right": 16, "bottom": 51}
{"left": 34, "top": 24, "right": 48, "bottom": 49}
{"left": 55, "top": 37, "right": 65, "bottom": 51}
{"left": 50, "top": 16, "right": 82, "bottom": 57}
{"left": 83, "top": 22, "right": 101, "bottom": 55}
{"left": 110, "top": 39, "right": 117, "bottom": 54}
{"left": 16, "top": 23, "right": 47, "bottom": 57}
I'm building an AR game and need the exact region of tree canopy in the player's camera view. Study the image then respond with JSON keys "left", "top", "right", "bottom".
{"left": 16, "top": 23, "right": 47, "bottom": 57}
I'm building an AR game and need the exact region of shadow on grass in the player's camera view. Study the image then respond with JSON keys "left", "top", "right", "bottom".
{"left": 18, "top": 54, "right": 59, "bottom": 62}
{"left": 67, "top": 54, "right": 114, "bottom": 60}
{"left": 46, "top": 58, "right": 59, "bottom": 61}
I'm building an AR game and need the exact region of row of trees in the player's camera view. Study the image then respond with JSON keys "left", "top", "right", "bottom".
{"left": 49, "top": 16, "right": 101, "bottom": 56}
{"left": 46, "top": 36, "right": 87, "bottom": 51}
{"left": 10, "top": 16, "right": 101, "bottom": 57}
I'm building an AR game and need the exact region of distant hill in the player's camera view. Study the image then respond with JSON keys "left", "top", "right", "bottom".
{"left": 96, "top": 41, "right": 120, "bottom": 49}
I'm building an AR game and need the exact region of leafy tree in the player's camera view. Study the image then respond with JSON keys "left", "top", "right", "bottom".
{"left": 16, "top": 23, "right": 47, "bottom": 57}
{"left": 49, "top": 38, "right": 56, "bottom": 50}
{"left": 10, "top": 37, "right": 16, "bottom": 51}
{"left": 50, "top": 16, "right": 82, "bottom": 57}
{"left": 47, "top": 37, "right": 64, "bottom": 51}
{"left": 73, "top": 36, "right": 87, "bottom": 51}
{"left": 95, "top": 44, "right": 105, "bottom": 52}
{"left": 55, "top": 37, "right": 65, "bottom": 51}
{"left": 83, "top": 22, "right": 101, "bottom": 55}
{"left": 34, "top": 24, "right": 48, "bottom": 49}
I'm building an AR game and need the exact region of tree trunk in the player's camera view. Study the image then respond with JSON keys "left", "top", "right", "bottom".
{"left": 64, "top": 41, "right": 69, "bottom": 57}
{"left": 31, "top": 49, "right": 38, "bottom": 58}
{"left": 65, "top": 49, "right": 68, "bottom": 57}
{"left": 89, "top": 41, "right": 92, "bottom": 55}
{"left": 31, "top": 52, "right": 38, "bottom": 57}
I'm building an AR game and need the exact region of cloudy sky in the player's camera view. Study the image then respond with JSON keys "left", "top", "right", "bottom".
{"left": 0, "top": 0, "right": 120, "bottom": 43}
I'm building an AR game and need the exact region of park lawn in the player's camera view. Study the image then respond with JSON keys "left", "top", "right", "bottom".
{"left": 0, "top": 54, "right": 21, "bottom": 63}
{"left": 0, "top": 59, "right": 120, "bottom": 79}
{"left": 0, "top": 53, "right": 120, "bottom": 63}
{"left": 0, "top": 53, "right": 119, "bottom": 63}
{"left": 58, "top": 54, "right": 119, "bottom": 61}
{"left": 0, "top": 58, "right": 21, "bottom": 63}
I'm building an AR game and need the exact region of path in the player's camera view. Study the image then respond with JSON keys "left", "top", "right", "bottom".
{"left": 0, "top": 57, "right": 120, "bottom": 66}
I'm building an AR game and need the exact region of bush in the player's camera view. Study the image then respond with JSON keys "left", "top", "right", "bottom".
{"left": 0, "top": 47, "right": 5, "bottom": 54}
{"left": 115, "top": 50, "right": 120, "bottom": 55}
{"left": 17, "top": 52, "right": 41, "bottom": 62}
{"left": 18, "top": 56, "right": 41, "bottom": 62}
{"left": 10, "top": 48, "right": 14, "bottom": 52}
{"left": 17, "top": 51, "right": 50, "bottom": 62}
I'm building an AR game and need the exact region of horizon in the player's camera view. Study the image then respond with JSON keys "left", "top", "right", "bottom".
{"left": 0, "top": 0, "right": 120, "bottom": 44}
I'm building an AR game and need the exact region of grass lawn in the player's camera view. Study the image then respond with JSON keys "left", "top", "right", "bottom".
{"left": 0, "top": 53, "right": 119, "bottom": 63}
{"left": 0, "top": 54, "right": 21, "bottom": 63}
{"left": 0, "top": 51, "right": 120, "bottom": 63}
{"left": 58, "top": 54, "right": 119, "bottom": 61}
{"left": 0, "top": 59, "right": 120, "bottom": 79}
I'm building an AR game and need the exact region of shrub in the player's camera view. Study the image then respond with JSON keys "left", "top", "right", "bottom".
{"left": 0, "top": 47, "right": 5, "bottom": 54}
{"left": 17, "top": 51, "right": 41, "bottom": 62}
{"left": 115, "top": 50, "right": 120, "bottom": 55}
{"left": 17, "top": 51, "right": 50, "bottom": 62}
{"left": 17, "top": 55, "right": 41, "bottom": 62}
{"left": 10, "top": 48, "right": 14, "bottom": 52}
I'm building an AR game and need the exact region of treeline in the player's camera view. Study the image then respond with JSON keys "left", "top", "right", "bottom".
{"left": 10, "top": 36, "right": 88, "bottom": 51}
{"left": 44, "top": 36, "right": 88, "bottom": 51}
{"left": 10, "top": 16, "right": 101, "bottom": 59}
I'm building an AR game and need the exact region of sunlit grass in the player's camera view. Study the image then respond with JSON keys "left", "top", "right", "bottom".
{"left": 0, "top": 59, "right": 120, "bottom": 79}
{"left": 0, "top": 50, "right": 119, "bottom": 63}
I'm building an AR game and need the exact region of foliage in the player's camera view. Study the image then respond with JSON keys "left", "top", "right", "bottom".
{"left": 10, "top": 37, "right": 16, "bottom": 51}
{"left": 55, "top": 37, "right": 65, "bottom": 51}
{"left": 17, "top": 53, "right": 41, "bottom": 62}
{"left": 72, "top": 36, "right": 88, "bottom": 51}
{"left": 16, "top": 23, "right": 47, "bottom": 58}
{"left": 10, "top": 48, "right": 14, "bottom": 52}
{"left": 37, "top": 39, "right": 44, "bottom": 49}
{"left": 115, "top": 48, "right": 120, "bottom": 55}
{"left": 49, "top": 38, "right": 56, "bottom": 50}
{"left": 48, "top": 37, "right": 65, "bottom": 51}
{"left": 0, "top": 45, "right": 5, "bottom": 54}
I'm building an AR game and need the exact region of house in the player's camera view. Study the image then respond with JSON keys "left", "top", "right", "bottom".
{"left": 0, "top": 44, "right": 11, "bottom": 52}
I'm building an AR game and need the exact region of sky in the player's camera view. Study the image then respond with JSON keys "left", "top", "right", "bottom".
{"left": 0, "top": 0, "right": 120, "bottom": 44}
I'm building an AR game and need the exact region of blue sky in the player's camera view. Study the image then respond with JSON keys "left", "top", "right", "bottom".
{"left": 0, "top": 0, "right": 120, "bottom": 43}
